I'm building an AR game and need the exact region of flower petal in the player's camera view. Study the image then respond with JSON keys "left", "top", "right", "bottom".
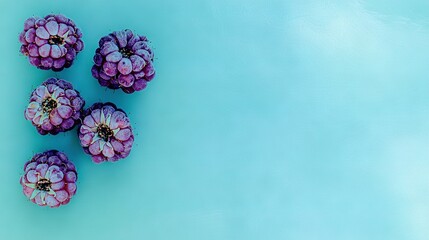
{"left": 91, "top": 109, "right": 101, "bottom": 123}
{"left": 45, "top": 21, "right": 59, "bottom": 35}
{"left": 111, "top": 139, "right": 124, "bottom": 152}
{"left": 55, "top": 190, "right": 69, "bottom": 202}
{"left": 49, "top": 108, "right": 63, "bottom": 126}
{"left": 45, "top": 195, "right": 60, "bottom": 207}
{"left": 101, "top": 41, "right": 119, "bottom": 56}
{"left": 36, "top": 26, "right": 50, "bottom": 39}
{"left": 115, "top": 129, "right": 131, "bottom": 141}
{"left": 65, "top": 171, "right": 77, "bottom": 183}
{"left": 102, "top": 142, "right": 115, "bottom": 158}
{"left": 35, "top": 163, "right": 49, "bottom": 178}
{"left": 118, "top": 58, "right": 132, "bottom": 75}
{"left": 57, "top": 105, "right": 73, "bottom": 119}
{"left": 58, "top": 23, "right": 69, "bottom": 37}
{"left": 26, "top": 170, "right": 39, "bottom": 183}
{"left": 38, "top": 44, "right": 51, "bottom": 58}
{"left": 106, "top": 51, "right": 122, "bottom": 62}
{"left": 89, "top": 140, "right": 102, "bottom": 155}
{"left": 50, "top": 45, "right": 62, "bottom": 58}
{"left": 80, "top": 132, "right": 95, "bottom": 147}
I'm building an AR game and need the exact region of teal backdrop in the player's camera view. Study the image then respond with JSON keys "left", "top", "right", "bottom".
{"left": 0, "top": 0, "right": 428, "bottom": 239}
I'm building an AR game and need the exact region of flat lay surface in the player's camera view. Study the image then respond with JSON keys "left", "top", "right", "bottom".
{"left": 0, "top": 0, "right": 428, "bottom": 239}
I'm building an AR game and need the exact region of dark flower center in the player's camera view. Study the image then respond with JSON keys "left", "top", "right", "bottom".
{"left": 119, "top": 48, "right": 133, "bottom": 58}
{"left": 97, "top": 124, "right": 114, "bottom": 141}
{"left": 42, "top": 97, "right": 57, "bottom": 113}
{"left": 36, "top": 178, "right": 51, "bottom": 191}
{"left": 48, "top": 35, "right": 65, "bottom": 45}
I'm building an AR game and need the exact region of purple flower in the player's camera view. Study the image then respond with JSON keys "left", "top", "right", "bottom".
{"left": 19, "top": 14, "right": 84, "bottom": 71}
{"left": 91, "top": 30, "right": 155, "bottom": 94}
{"left": 79, "top": 102, "right": 134, "bottom": 163}
{"left": 20, "top": 150, "right": 78, "bottom": 208}
{"left": 24, "top": 78, "right": 85, "bottom": 135}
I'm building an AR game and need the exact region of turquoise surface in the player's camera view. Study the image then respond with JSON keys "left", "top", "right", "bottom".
{"left": 1, "top": 0, "right": 428, "bottom": 239}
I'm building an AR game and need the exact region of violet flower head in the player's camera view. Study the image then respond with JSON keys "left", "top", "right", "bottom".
{"left": 19, "top": 14, "right": 84, "bottom": 71}
{"left": 24, "top": 78, "right": 85, "bottom": 135}
{"left": 20, "top": 150, "right": 78, "bottom": 208}
{"left": 91, "top": 29, "right": 155, "bottom": 94}
{"left": 79, "top": 102, "right": 134, "bottom": 163}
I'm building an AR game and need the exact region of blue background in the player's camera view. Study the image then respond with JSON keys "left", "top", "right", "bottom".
{"left": 0, "top": 0, "right": 428, "bottom": 239}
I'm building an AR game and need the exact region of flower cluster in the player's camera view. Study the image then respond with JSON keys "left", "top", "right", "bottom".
{"left": 19, "top": 14, "right": 84, "bottom": 71}
{"left": 20, "top": 150, "right": 78, "bottom": 208}
{"left": 19, "top": 14, "right": 153, "bottom": 208}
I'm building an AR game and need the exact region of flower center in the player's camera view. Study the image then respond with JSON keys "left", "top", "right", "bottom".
{"left": 35, "top": 178, "right": 51, "bottom": 191}
{"left": 42, "top": 97, "right": 57, "bottom": 113}
{"left": 119, "top": 48, "right": 133, "bottom": 58}
{"left": 97, "top": 124, "right": 114, "bottom": 141}
{"left": 48, "top": 35, "right": 65, "bottom": 45}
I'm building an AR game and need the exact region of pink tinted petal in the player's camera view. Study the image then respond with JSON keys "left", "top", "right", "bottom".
{"left": 118, "top": 58, "right": 132, "bottom": 75}
{"left": 35, "top": 37, "right": 48, "bottom": 46}
{"left": 38, "top": 44, "right": 51, "bottom": 57}
{"left": 53, "top": 58, "right": 66, "bottom": 69}
{"left": 132, "top": 41, "right": 148, "bottom": 51}
{"left": 35, "top": 86, "right": 49, "bottom": 98}
{"left": 114, "top": 31, "right": 128, "bottom": 48}
{"left": 109, "top": 111, "right": 126, "bottom": 129}
{"left": 36, "top": 164, "right": 49, "bottom": 177}
{"left": 49, "top": 170, "right": 64, "bottom": 183}
{"left": 143, "top": 62, "right": 155, "bottom": 76}
{"left": 130, "top": 55, "right": 145, "bottom": 72}
{"left": 26, "top": 170, "right": 39, "bottom": 183}
{"left": 25, "top": 28, "right": 36, "bottom": 43}
{"left": 83, "top": 115, "right": 96, "bottom": 128}
{"left": 24, "top": 17, "right": 36, "bottom": 30}
{"left": 102, "top": 143, "right": 115, "bottom": 158}
{"left": 49, "top": 109, "right": 63, "bottom": 126}
{"left": 89, "top": 140, "right": 102, "bottom": 155}
{"left": 66, "top": 183, "right": 77, "bottom": 193}
{"left": 34, "top": 193, "right": 44, "bottom": 206}
{"left": 27, "top": 44, "right": 39, "bottom": 57}
{"left": 92, "top": 155, "right": 105, "bottom": 163}
{"left": 51, "top": 87, "right": 64, "bottom": 99}
{"left": 80, "top": 132, "right": 95, "bottom": 147}
{"left": 51, "top": 181, "right": 65, "bottom": 190}
{"left": 57, "top": 105, "right": 73, "bottom": 118}
{"left": 91, "top": 109, "right": 101, "bottom": 123}
{"left": 103, "top": 62, "right": 118, "bottom": 77}
{"left": 65, "top": 36, "right": 77, "bottom": 44}
{"left": 50, "top": 45, "right": 62, "bottom": 58}
{"left": 65, "top": 171, "right": 77, "bottom": 182}
{"left": 36, "top": 26, "right": 50, "bottom": 39}
{"left": 115, "top": 129, "right": 131, "bottom": 141}
{"left": 111, "top": 139, "right": 124, "bottom": 152}
{"left": 55, "top": 190, "right": 69, "bottom": 202}
{"left": 45, "top": 195, "right": 60, "bottom": 207}
{"left": 58, "top": 23, "right": 69, "bottom": 37}
{"left": 80, "top": 124, "right": 95, "bottom": 134}
{"left": 135, "top": 49, "right": 151, "bottom": 60}
{"left": 106, "top": 51, "right": 122, "bottom": 62}
{"left": 57, "top": 97, "right": 70, "bottom": 106}
{"left": 41, "top": 119, "right": 53, "bottom": 131}
{"left": 61, "top": 118, "right": 75, "bottom": 130}
{"left": 32, "top": 113, "right": 43, "bottom": 126}
{"left": 25, "top": 162, "right": 37, "bottom": 172}
{"left": 118, "top": 74, "right": 135, "bottom": 88}
{"left": 23, "top": 186, "right": 34, "bottom": 198}
{"left": 101, "top": 41, "right": 119, "bottom": 55}
{"left": 45, "top": 21, "right": 59, "bottom": 35}
{"left": 65, "top": 89, "right": 77, "bottom": 98}
{"left": 133, "top": 79, "right": 147, "bottom": 91}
